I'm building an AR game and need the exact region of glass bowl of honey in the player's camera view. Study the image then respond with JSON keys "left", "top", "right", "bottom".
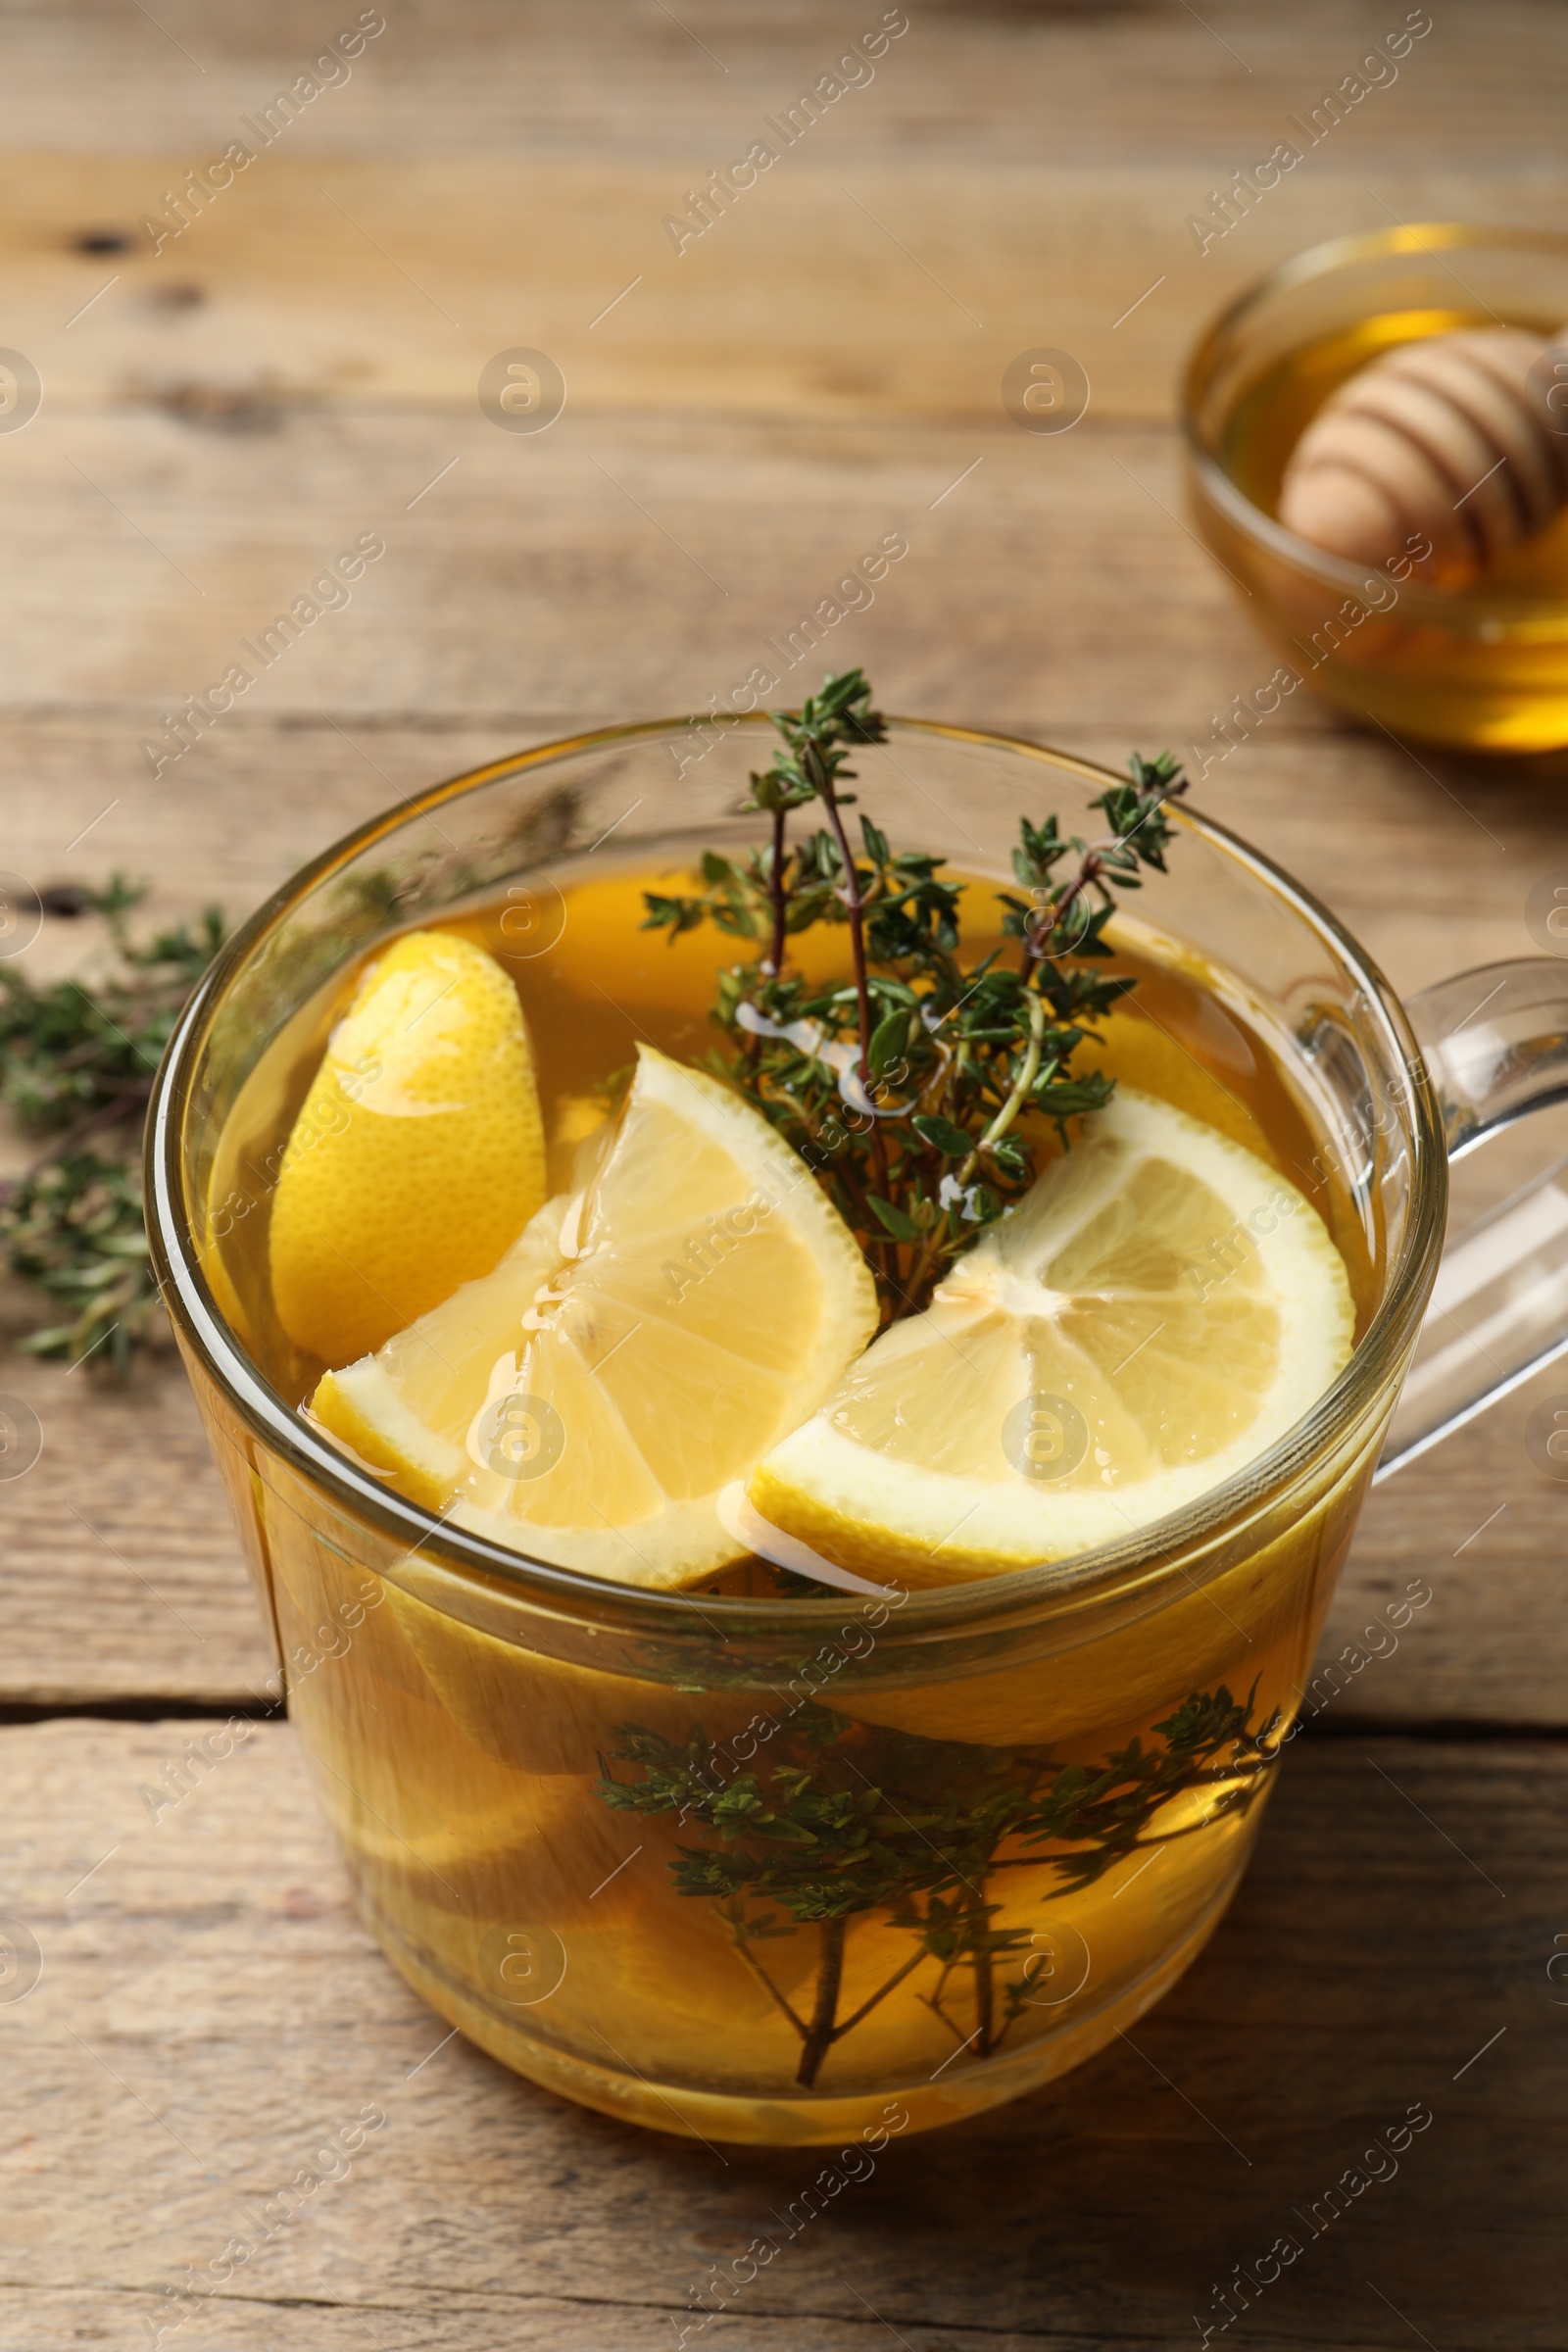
{"left": 1183, "top": 223, "right": 1568, "bottom": 753}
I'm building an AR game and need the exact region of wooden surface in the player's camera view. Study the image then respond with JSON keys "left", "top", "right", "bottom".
{"left": 2, "top": 4, "right": 1567, "bottom": 2346}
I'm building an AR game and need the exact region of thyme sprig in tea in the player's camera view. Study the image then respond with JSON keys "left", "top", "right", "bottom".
{"left": 600, "top": 1686, "right": 1280, "bottom": 2085}
{"left": 644, "top": 669, "right": 1188, "bottom": 1322}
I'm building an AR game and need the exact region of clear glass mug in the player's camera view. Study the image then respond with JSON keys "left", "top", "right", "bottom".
{"left": 145, "top": 718, "right": 1568, "bottom": 2146}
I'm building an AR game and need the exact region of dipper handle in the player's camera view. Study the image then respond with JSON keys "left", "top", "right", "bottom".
{"left": 1278, "top": 325, "right": 1568, "bottom": 582}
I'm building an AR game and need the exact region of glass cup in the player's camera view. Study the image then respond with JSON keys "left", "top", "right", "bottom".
{"left": 146, "top": 717, "right": 1568, "bottom": 2146}
{"left": 1182, "top": 223, "right": 1568, "bottom": 752}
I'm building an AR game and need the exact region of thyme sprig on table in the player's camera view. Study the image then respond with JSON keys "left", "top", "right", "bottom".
{"left": 645, "top": 669, "right": 1188, "bottom": 1322}
{"left": 0, "top": 882, "right": 224, "bottom": 1369}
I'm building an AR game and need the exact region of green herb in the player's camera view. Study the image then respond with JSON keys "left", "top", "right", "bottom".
{"left": 0, "top": 882, "right": 224, "bottom": 1370}
{"left": 598, "top": 1688, "right": 1279, "bottom": 2086}
{"left": 643, "top": 668, "right": 1187, "bottom": 1322}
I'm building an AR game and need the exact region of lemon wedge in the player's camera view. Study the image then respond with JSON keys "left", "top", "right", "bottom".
{"left": 748, "top": 1088, "right": 1354, "bottom": 1588}
{"left": 269, "top": 929, "right": 548, "bottom": 1366}
{"left": 313, "top": 1045, "right": 878, "bottom": 1587}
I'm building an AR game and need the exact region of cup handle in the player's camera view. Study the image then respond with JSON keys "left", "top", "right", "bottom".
{"left": 1379, "top": 957, "right": 1568, "bottom": 1478}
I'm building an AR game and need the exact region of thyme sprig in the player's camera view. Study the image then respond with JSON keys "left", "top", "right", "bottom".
{"left": 644, "top": 669, "right": 1187, "bottom": 1322}
{"left": 0, "top": 882, "right": 224, "bottom": 1368}
{"left": 599, "top": 1687, "right": 1279, "bottom": 2086}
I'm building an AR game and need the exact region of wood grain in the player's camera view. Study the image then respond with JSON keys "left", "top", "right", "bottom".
{"left": 1, "top": 1717, "right": 1560, "bottom": 2349}
{"left": 5, "top": 0, "right": 1566, "bottom": 438}
{"left": 0, "top": 1342, "right": 279, "bottom": 1710}
{"left": 7, "top": 0, "right": 1565, "bottom": 166}
{"left": 1, "top": 411, "right": 1564, "bottom": 955}
{"left": 11, "top": 152, "right": 1568, "bottom": 430}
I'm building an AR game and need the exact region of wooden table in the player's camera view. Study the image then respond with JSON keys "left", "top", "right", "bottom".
{"left": 3, "top": 6, "right": 1566, "bottom": 2345}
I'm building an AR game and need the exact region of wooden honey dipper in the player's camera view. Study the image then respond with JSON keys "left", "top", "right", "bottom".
{"left": 1279, "top": 324, "right": 1568, "bottom": 583}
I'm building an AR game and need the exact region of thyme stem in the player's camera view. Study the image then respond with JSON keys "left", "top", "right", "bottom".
{"left": 811, "top": 744, "right": 898, "bottom": 1292}
{"left": 763, "top": 803, "right": 789, "bottom": 980}
{"left": 0, "top": 1086, "right": 148, "bottom": 1202}
{"left": 795, "top": 1915, "right": 847, "bottom": 2088}
{"left": 969, "top": 1889, "right": 997, "bottom": 2058}
{"left": 717, "top": 1908, "right": 810, "bottom": 2041}
{"left": 827, "top": 1942, "right": 931, "bottom": 2042}
{"left": 818, "top": 768, "right": 875, "bottom": 1083}
{"left": 600, "top": 1686, "right": 1276, "bottom": 2087}
{"left": 971, "top": 989, "right": 1048, "bottom": 1163}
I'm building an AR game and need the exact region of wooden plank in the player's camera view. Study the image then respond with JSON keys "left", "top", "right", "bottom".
{"left": 0, "top": 409, "right": 1305, "bottom": 750}
{"left": 0, "top": 6, "right": 1563, "bottom": 431}
{"left": 0, "top": 1718, "right": 1559, "bottom": 2348}
{"left": 0, "top": 1346, "right": 279, "bottom": 1710}
{"left": 8, "top": 0, "right": 1565, "bottom": 166}
{"left": 3, "top": 9, "right": 1565, "bottom": 1724}
{"left": 8, "top": 151, "right": 1568, "bottom": 430}
{"left": 0, "top": 406, "right": 1565, "bottom": 923}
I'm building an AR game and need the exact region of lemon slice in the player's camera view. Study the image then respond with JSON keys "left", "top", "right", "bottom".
{"left": 313, "top": 1044, "right": 878, "bottom": 1587}
{"left": 749, "top": 1088, "right": 1354, "bottom": 1587}
{"left": 269, "top": 929, "right": 548, "bottom": 1365}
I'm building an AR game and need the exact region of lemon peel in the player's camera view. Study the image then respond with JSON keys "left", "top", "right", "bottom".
{"left": 269, "top": 929, "right": 547, "bottom": 1365}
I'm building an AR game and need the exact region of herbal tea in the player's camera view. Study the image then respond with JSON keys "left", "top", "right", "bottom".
{"left": 198, "top": 679, "right": 1375, "bottom": 2139}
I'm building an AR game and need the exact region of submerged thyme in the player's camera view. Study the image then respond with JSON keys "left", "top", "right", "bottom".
{"left": 599, "top": 1688, "right": 1280, "bottom": 2086}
